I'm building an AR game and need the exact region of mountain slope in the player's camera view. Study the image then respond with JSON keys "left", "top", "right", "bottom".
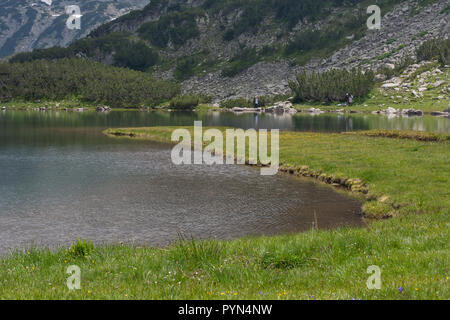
{"left": 5, "top": 0, "right": 450, "bottom": 101}
{"left": 0, "top": 0, "right": 149, "bottom": 58}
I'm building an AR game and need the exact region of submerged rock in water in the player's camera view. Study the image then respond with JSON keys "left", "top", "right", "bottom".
{"left": 232, "top": 107, "right": 262, "bottom": 113}
{"left": 386, "top": 107, "right": 397, "bottom": 114}
{"left": 266, "top": 101, "right": 295, "bottom": 113}
{"left": 306, "top": 107, "right": 323, "bottom": 114}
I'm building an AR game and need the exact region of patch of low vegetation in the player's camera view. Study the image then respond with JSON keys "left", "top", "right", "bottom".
{"left": 173, "top": 51, "right": 220, "bottom": 81}
{"left": 441, "top": 4, "right": 450, "bottom": 14}
{"left": 416, "top": 38, "right": 450, "bottom": 66}
{"left": 68, "top": 239, "right": 94, "bottom": 258}
{"left": 410, "top": 0, "right": 439, "bottom": 16}
{"left": 221, "top": 48, "right": 260, "bottom": 78}
{"left": 377, "top": 44, "right": 406, "bottom": 61}
{"left": 289, "top": 68, "right": 375, "bottom": 103}
{"left": 412, "top": 30, "right": 429, "bottom": 41}
{"left": 10, "top": 33, "right": 160, "bottom": 72}
{"left": 283, "top": 13, "right": 366, "bottom": 66}
{"left": 220, "top": 98, "right": 254, "bottom": 109}
{"left": 346, "top": 130, "right": 450, "bottom": 142}
{"left": 137, "top": 8, "right": 202, "bottom": 48}
{"left": 0, "top": 59, "right": 180, "bottom": 107}
{"left": 169, "top": 95, "right": 200, "bottom": 110}
{"left": 378, "top": 57, "right": 415, "bottom": 80}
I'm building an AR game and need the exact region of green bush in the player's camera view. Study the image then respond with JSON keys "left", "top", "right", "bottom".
{"left": 174, "top": 57, "right": 197, "bottom": 81}
{"left": 220, "top": 98, "right": 253, "bottom": 109}
{"left": 221, "top": 48, "right": 260, "bottom": 77}
{"left": 289, "top": 68, "right": 375, "bottom": 103}
{"left": 441, "top": 5, "right": 450, "bottom": 14}
{"left": 138, "top": 10, "right": 201, "bottom": 48}
{"left": 113, "top": 41, "right": 159, "bottom": 71}
{"left": 196, "top": 93, "right": 213, "bottom": 104}
{"left": 378, "top": 57, "right": 414, "bottom": 80}
{"left": 68, "top": 239, "right": 94, "bottom": 258}
{"left": 169, "top": 95, "right": 200, "bottom": 110}
{"left": 416, "top": 38, "right": 450, "bottom": 65}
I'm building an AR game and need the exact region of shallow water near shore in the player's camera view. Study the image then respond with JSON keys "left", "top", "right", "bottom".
{"left": 3, "top": 109, "right": 446, "bottom": 254}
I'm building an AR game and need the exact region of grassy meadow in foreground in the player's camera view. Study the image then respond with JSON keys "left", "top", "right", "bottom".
{"left": 0, "top": 128, "right": 448, "bottom": 299}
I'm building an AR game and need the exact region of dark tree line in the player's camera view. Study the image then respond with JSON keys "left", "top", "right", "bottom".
{"left": 0, "top": 59, "right": 180, "bottom": 107}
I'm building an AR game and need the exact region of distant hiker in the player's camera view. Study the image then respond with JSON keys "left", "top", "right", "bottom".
{"left": 253, "top": 96, "right": 259, "bottom": 109}
{"left": 348, "top": 94, "right": 353, "bottom": 105}
{"left": 345, "top": 93, "right": 350, "bottom": 106}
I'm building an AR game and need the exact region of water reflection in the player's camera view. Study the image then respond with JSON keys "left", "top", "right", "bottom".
{"left": 0, "top": 111, "right": 364, "bottom": 253}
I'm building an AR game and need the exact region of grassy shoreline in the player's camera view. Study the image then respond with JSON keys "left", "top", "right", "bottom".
{"left": 0, "top": 127, "right": 448, "bottom": 299}
{"left": 2, "top": 88, "right": 449, "bottom": 115}
{"left": 104, "top": 127, "right": 449, "bottom": 218}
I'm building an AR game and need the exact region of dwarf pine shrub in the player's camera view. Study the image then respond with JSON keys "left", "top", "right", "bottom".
{"left": 169, "top": 95, "right": 200, "bottom": 110}
{"left": 416, "top": 38, "right": 450, "bottom": 65}
{"left": 289, "top": 68, "right": 375, "bottom": 103}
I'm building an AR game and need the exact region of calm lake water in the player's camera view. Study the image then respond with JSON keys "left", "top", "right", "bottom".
{"left": 0, "top": 110, "right": 447, "bottom": 254}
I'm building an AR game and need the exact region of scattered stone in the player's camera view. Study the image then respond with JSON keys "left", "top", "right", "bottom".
{"left": 433, "top": 80, "right": 445, "bottom": 88}
{"left": 306, "top": 107, "right": 323, "bottom": 114}
{"left": 375, "top": 74, "right": 387, "bottom": 82}
{"left": 411, "top": 90, "right": 421, "bottom": 98}
{"left": 232, "top": 107, "right": 262, "bottom": 113}
{"left": 430, "top": 111, "right": 447, "bottom": 116}
{"left": 401, "top": 108, "right": 423, "bottom": 116}
{"left": 381, "top": 83, "right": 399, "bottom": 89}
{"left": 386, "top": 107, "right": 397, "bottom": 114}
{"left": 266, "top": 101, "right": 296, "bottom": 113}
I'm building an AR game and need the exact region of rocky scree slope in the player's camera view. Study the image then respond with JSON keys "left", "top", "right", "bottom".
{"left": 0, "top": 0, "right": 149, "bottom": 58}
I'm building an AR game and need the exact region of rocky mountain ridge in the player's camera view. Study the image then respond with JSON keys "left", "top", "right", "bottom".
{"left": 0, "top": 0, "right": 149, "bottom": 58}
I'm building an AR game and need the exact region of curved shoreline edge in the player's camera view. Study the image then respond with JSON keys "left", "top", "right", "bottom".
{"left": 104, "top": 127, "right": 449, "bottom": 220}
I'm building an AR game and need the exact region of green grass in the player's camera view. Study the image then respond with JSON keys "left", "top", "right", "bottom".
{"left": 1, "top": 99, "right": 97, "bottom": 110}
{"left": 293, "top": 86, "right": 449, "bottom": 114}
{"left": 1, "top": 127, "right": 448, "bottom": 299}
{"left": 0, "top": 211, "right": 448, "bottom": 300}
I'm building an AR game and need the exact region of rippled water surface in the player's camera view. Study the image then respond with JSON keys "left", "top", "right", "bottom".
{"left": 4, "top": 109, "right": 445, "bottom": 253}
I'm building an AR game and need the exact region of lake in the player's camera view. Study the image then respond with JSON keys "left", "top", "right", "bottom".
{"left": 0, "top": 110, "right": 447, "bottom": 254}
